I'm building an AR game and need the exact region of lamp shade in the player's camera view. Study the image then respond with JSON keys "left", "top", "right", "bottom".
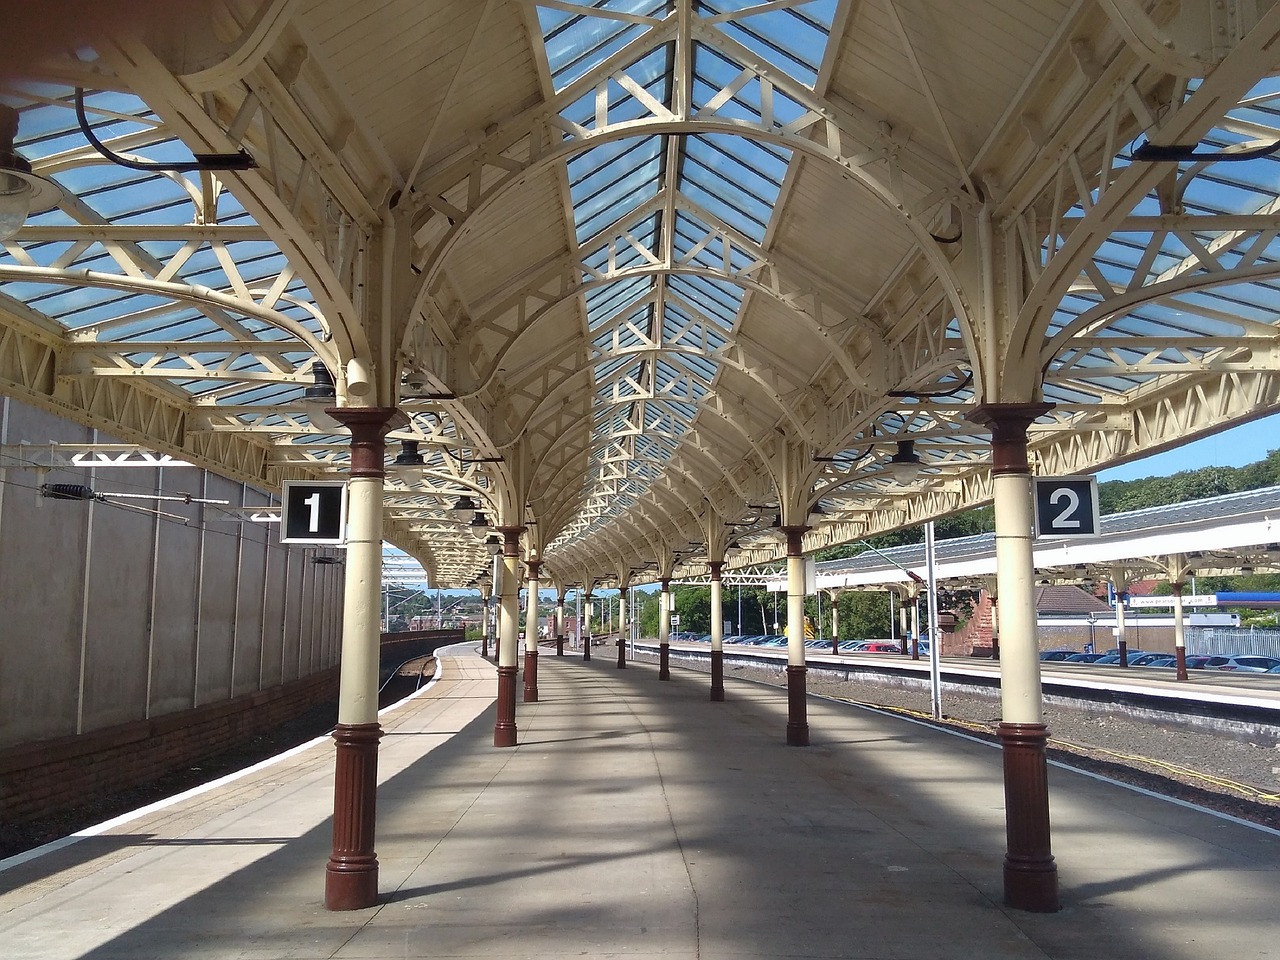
{"left": 885, "top": 439, "right": 922, "bottom": 485}
{"left": 451, "top": 495, "right": 477, "bottom": 524}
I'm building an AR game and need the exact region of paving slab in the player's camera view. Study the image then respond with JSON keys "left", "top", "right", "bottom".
{"left": 1, "top": 649, "right": 1277, "bottom": 959}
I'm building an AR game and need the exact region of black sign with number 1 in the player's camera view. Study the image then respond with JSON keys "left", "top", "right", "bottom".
{"left": 281, "top": 480, "right": 347, "bottom": 544}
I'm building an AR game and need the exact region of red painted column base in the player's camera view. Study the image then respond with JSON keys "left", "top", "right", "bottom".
{"left": 556, "top": 635, "right": 565, "bottom": 656}
{"left": 494, "top": 665, "right": 518, "bottom": 747}
{"left": 616, "top": 638, "right": 626, "bottom": 668}
{"left": 998, "top": 722, "right": 1059, "bottom": 912}
{"left": 325, "top": 723, "right": 383, "bottom": 910}
{"left": 523, "top": 649, "right": 539, "bottom": 702}
{"left": 583, "top": 638, "right": 591, "bottom": 662}
{"left": 1175, "top": 646, "right": 1188, "bottom": 681}
{"left": 786, "top": 665, "right": 809, "bottom": 746}
{"left": 659, "top": 642, "right": 670, "bottom": 679}
{"left": 710, "top": 649, "right": 724, "bottom": 701}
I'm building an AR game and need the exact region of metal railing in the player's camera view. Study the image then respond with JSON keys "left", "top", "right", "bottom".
{"left": 1187, "top": 626, "right": 1280, "bottom": 658}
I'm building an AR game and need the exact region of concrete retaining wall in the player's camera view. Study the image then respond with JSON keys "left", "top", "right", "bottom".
{"left": 0, "top": 397, "right": 345, "bottom": 752}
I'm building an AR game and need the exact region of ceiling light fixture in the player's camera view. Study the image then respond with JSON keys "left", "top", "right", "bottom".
{"left": 451, "top": 495, "right": 477, "bottom": 524}
{"left": 885, "top": 439, "right": 923, "bottom": 485}
{"left": 390, "top": 439, "right": 425, "bottom": 478}
{"left": 0, "top": 106, "right": 64, "bottom": 242}
{"left": 303, "top": 363, "right": 341, "bottom": 431}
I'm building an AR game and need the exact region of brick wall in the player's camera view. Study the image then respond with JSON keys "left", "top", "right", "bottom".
{"left": 0, "top": 668, "right": 338, "bottom": 825}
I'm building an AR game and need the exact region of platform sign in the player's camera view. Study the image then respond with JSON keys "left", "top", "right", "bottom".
{"left": 280, "top": 479, "right": 347, "bottom": 544}
{"left": 1033, "top": 476, "right": 1099, "bottom": 539}
{"left": 1127, "top": 594, "right": 1219, "bottom": 608}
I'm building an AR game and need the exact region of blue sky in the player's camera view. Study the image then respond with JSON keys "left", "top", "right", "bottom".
{"left": 1096, "top": 411, "right": 1280, "bottom": 482}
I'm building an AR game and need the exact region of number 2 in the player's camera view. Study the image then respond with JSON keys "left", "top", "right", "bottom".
{"left": 1049, "top": 487, "right": 1081, "bottom": 529}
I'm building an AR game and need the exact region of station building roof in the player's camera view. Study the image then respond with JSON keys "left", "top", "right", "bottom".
{"left": 3, "top": 4, "right": 1280, "bottom": 587}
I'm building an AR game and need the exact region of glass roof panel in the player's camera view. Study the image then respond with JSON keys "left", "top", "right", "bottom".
{"left": 695, "top": 0, "right": 838, "bottom": 88}
{"left": 537, "top": 1, "right": 669, "bottom": 92}
{"left": 1, "top": 82, "right": 328, "bottom": 422}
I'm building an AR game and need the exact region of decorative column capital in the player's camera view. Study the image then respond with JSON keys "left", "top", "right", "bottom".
{"left": 1170, "top": 581, "right": 1185, "bottom": 595}
{"left": 660, "top": 578, "right": 670, "bottom": 591}
{"left": 708, "top": 561, "right": 723, "bottom": 580}
{"left": 964, "top": 403, "right": 1053, "bottom": 475}
{"left": 498, "top": 526, "right": 524, "bottom": 556}
{"left": 328, "top": 407, "right": 410, "bottom": 478}
{"left": 525, "top": 559, "right": 541, "bottom": 578}
{"left": 781, "top": 526, "right": 808, "bottom": 557}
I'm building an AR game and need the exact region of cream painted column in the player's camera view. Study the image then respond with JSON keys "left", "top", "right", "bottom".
{"left": 1113, "top": 573, "right": 1130, "bottom": 666}
{"left": 967, "top": 403, "right": 1058, "bottom": 913}
{"left": 658, "top": 579, "right": 671, "bottom": 679}
{"left": 616, "top": 592, "right": 627, "bottom": 668}
{"left": 583, "top": 592, "right": 593, "bottom": 661}
{"left": 1171, "top": 580, "right": 1189, "bottom": 680}
{"left": 709, "top": 561, "right": 725, "bottom": 701}
{"left": 494, "top": 527, "right": 522, "bottom": 747}
{"left": 898, "top": 587, "right": 910, "bottom": 654}
{"left": 829, "top": 595, "right": 840, "bottom": 654}
{"left": 911, "top": 596, "right": 921, "bottom": 659}
{"left": 479, "top": 580, "right": 492, "bottom": 658}
{"left": 324, "top": 407, "right": 405, "bottom": 912}
{"left": 555, "top": 590, "right": 566, "bottom": 655}
{"left": 523, "top": 560, "right": 540, "bottom": 701}
{"left": 784, "top": 528, "right": 809, "bottom": 746}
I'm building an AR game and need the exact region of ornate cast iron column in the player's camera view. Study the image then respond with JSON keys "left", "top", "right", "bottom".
{"left": 709, "top": 561, "right": 725, "bottom": 701}
{"left": 494, "top": 527, "right": 522, "bottom": 747}
{"left": 784, "top": 527, "right": 809, "bottom": 746}
{"left": 966, "top": 403, "right": 1059, "bottom": 913}
{"left": 325, "top": 406, "right": 405, "bottom": 911}
{"left": 523, "top": 560, "right": 540, "bottom": 702}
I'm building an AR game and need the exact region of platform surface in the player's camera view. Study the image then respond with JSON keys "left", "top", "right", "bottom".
{"left": 1, "top": 647, "right": 1277, "bottom": 960}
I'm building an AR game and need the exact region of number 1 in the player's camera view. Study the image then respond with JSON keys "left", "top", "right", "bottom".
{"left": 303, "top": 491, "right": 322, "bottom": 532}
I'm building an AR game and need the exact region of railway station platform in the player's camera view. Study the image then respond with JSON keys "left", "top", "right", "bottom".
{"left": 1, "top": 648, "right": 1277, "bottom": 960}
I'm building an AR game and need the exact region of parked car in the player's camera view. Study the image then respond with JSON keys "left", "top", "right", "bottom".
{"left": 1039, "top": 650, "right": 1076, "bottom": 661}
{"left": 1185, "top": 655, "right": 1232, "bottom": 669}
{"left": 1268, "top": 664, "right": 1280, "bottom": 674}
{"left": 1217, "top": 655, "right": 1280, "bottom": 673}
{"left": 1064, "top": 652, "right": 1105, "bottom": 663}
{"left": 1130, "top": 653, "right": 1174, "bottom": 666}
{"left": 859, "top": 641, "right": 901, "bottom": 654}
{"left": 1137, "top": 655, "right": 1177, "bottom": 667}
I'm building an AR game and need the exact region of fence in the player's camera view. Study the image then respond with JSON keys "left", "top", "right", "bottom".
{"left": 1187, "top": 626, "right": 1280, "bottom": 658}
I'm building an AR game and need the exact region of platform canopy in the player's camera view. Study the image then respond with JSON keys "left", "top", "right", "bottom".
{"left": 3, "top": 1, "right": 1280, "bottom": 589}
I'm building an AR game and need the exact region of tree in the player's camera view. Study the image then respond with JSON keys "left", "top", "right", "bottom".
{"left": 835, "top": 590, "right": 893, "bottom": 640}
{"left": 672, "top": 585, "right": 711, "bottom": 632}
